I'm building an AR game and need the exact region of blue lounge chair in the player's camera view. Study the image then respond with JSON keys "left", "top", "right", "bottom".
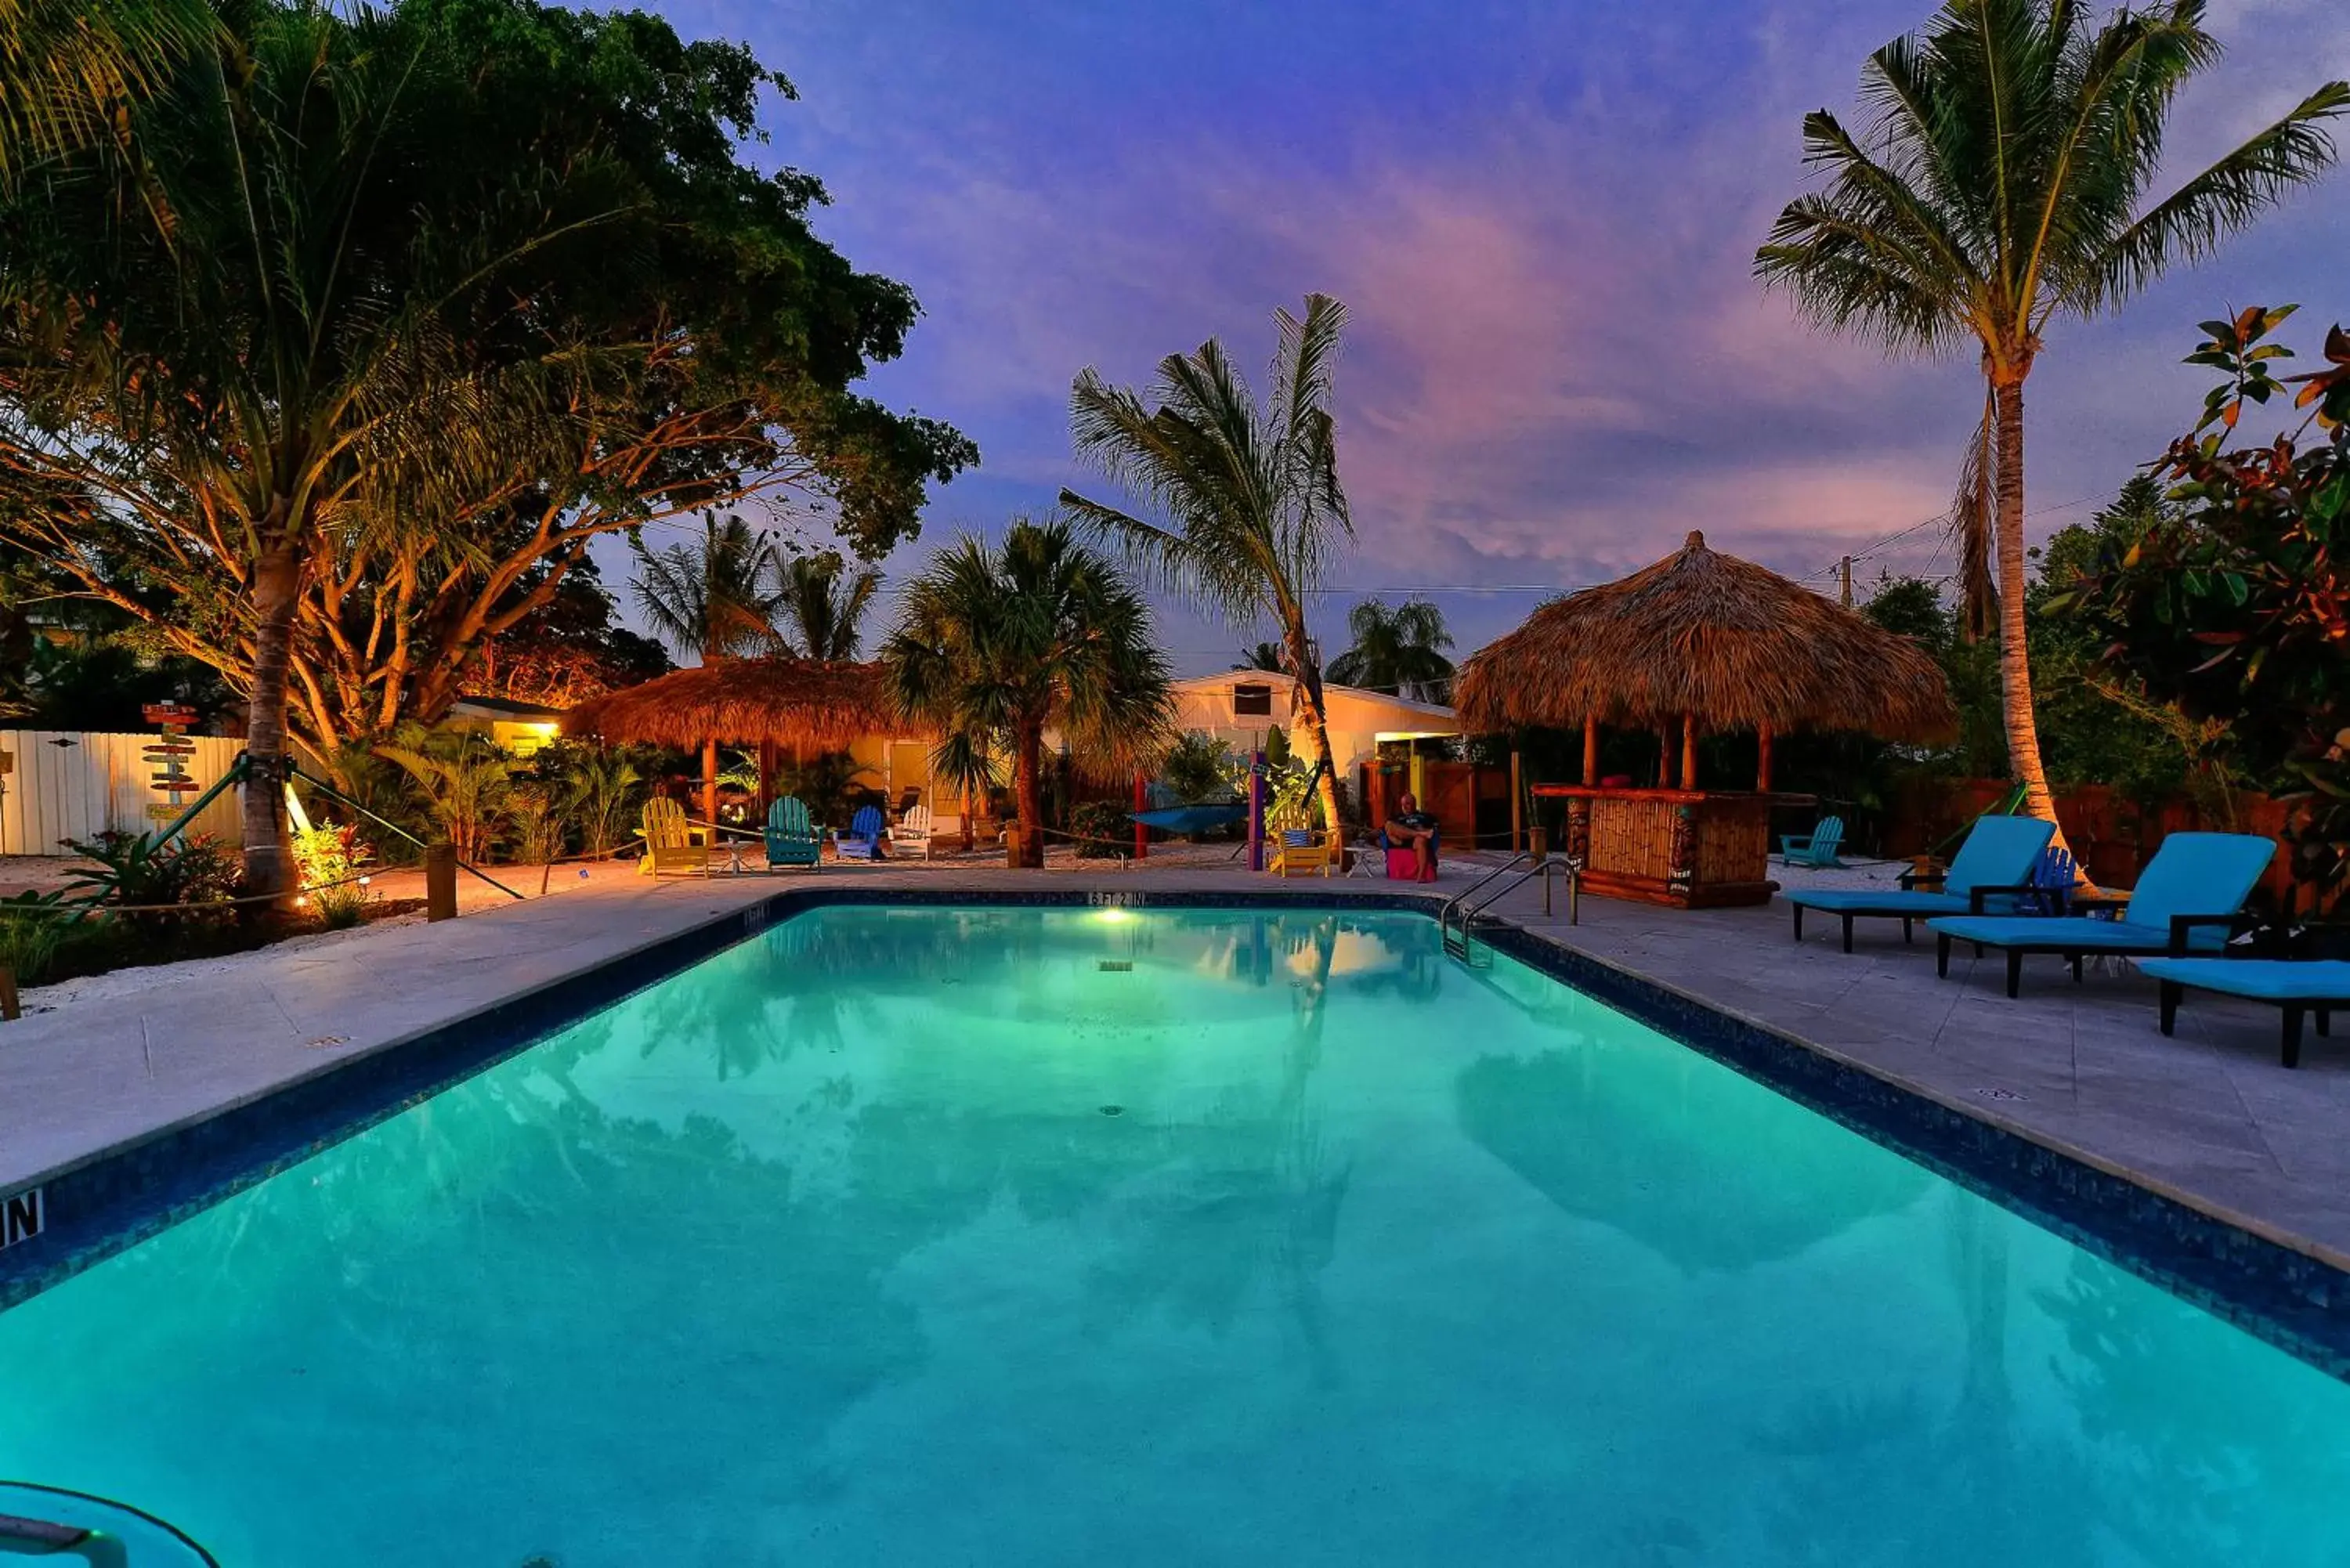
{"left": 2138, "top": 956, "right": 2348, "bottom": 1068}
{"left": 833, "top": 804, "right": 886, "bottom": 861}
{"left": 1928, "top": 832, "right": 2276, "bottom": 998}
{"left": 1784, "top": 815, "right": 2055, "bottom": 952}
{"left": 765, "top": 796, "right": 822, "bottom": 871}
{"left": 1778, "top": 815, "right": 1846, "bottom": 869}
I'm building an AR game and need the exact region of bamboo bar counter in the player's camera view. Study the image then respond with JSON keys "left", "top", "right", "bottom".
{"left": 1531, "top": 784, "right": 1814, "bottom": 908}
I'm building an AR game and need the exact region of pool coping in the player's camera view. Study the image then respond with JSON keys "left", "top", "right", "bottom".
{"left": 2, "top": 883, "right": 2345, "bottom": 1382}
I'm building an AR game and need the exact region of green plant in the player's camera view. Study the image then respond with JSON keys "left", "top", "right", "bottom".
{"left": 775, "top": 551, "right": 882, "bottom": 660}
{"left": 539, "top": 742, "right": 645, "bottom": 859}
{"left": 1158, "top": 731, "right": 1238, "bottom": 804}
{"left": 60, "top": 830, "right": 240, "bottom": 932}
{"left": 1068, "top": 799, "right": 1132, "bottom": 858}
{"left": 0, "top": 891, "right": 74, "bottom": 985}
{"left": 630, "top": 515, "right": 790, "bottom": 661}
{"left": 1063, "top": 293, "right": 1355, "bottom": 834}
{"left": 883, "top": 518, "right": 1175, "bottom": 869}
{"left": 1327, "top": 598, "right": 1454, "bottom": 701}
{"left": 291, "top": 822, "right": 374, "bottom": 929}
{"left": 374, "top": 725, "right": 514, "bottom": 863}
{"left": 2054, "top": 306, "right": 2350, "bottom": 905}
{"left": 1755, "top": 0, "right": 2348, "bottom": 852}
{"left": 505, "top": 785, "right": 569, "bottom": 866}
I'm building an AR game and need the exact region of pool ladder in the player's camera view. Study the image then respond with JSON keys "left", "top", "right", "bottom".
{"left": 1440, "top": 851, "right": 1573, "bottom": 966}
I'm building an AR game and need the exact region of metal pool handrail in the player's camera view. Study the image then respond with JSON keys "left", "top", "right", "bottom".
{"left": 1441, "top": 850, "right": 1571, "bottom": 963}
{"left": 0, "top": 1481, "right": 219, "bottom": 1567}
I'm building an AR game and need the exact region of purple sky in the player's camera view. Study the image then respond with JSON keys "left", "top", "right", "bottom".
{"left": 634, "top": 0, "right": 2349, "bottom": 673}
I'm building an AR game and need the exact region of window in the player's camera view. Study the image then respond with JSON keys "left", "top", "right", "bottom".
{"left": 1231, "top": 683, "right": 1273, "bottom": 717}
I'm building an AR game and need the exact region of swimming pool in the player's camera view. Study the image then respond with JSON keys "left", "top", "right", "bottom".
{"left": 2, "top": 903, "right": 2346, "bottom": 1564}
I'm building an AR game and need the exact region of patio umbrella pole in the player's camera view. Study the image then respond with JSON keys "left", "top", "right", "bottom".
{"left": 1681, "top": 715, "right": 1697, "bottom": 790}
{"left": 1756, "top": 726, "right": 1773, "bottom": 793}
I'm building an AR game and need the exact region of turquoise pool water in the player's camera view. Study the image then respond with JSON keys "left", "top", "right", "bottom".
{"left": 3, "top": 905, "right": 2347, "bottom": 1565}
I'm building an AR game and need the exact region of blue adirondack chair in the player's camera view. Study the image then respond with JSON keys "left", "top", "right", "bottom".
{"left": 1784, "top": 814, "right": 2055, "bottom": 952}
{"left": 833, "top": 804, "right": 887, "bottom": 861}
{"left": 1778, "top": 815, "right": 1846, "bottom": 869}
{"left": 765, "top": 796, "right": 822, "bottom": 871}
{"left": 1929, "top": 831, "right": 2277, "bottom": 998}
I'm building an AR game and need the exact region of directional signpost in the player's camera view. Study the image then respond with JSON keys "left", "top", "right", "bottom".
{"left": 142, "top": 703, "right": 204, "bottom": 823}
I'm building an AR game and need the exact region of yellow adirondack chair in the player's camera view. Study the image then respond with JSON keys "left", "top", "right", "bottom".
{"left": 1267, "top": 826, "right": 1338, "bottom": 878}
{"left": 638, "top": 797, "right": 711, "bottom": 877}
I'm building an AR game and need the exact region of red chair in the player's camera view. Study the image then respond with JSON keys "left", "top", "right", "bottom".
{"left": 1382, "top": 826, "right": 1440, "bottom": 880}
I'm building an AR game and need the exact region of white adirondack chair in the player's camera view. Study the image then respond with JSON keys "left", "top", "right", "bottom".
{"left": 895, "top": 804, "right": 936, "bottom": 860}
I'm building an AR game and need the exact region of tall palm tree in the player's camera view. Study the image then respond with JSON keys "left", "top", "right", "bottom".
{"left": 774, "top": 550, "right": 881, "bottom": 661}
{"left": 629, "top": 516, "right": 786, "bottom": 662}
{"left": 1326, "top": 597, "right": 1455, "bottom": 702}
{"left": 1063, "top": 294, "right": 1354, "bottom": 833}
{"left": 1755, "top": 0, "right": 2346, "bottom": 842}
{"left": 883, "top": 518, "right": 1174, "bottom": 868}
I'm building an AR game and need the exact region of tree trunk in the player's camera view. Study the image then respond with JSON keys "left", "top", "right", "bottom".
{"left": 1284, "top": 627, "right": 1346, "bottom": 836}
{"left": 701, "top": 738, "right": 719, "bottom": 830}
{"left": 1015, "top": 721, "right": 1045, "bottom": 868}
{"left": 1990, "top": 371, "right": 2068, "bottom": 860}
{"left": 240, "top": 541, "right": 302, "bottom": 904}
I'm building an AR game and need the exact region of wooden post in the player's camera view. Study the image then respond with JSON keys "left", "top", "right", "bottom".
{"left": 1654, "top": 725, "right": 1672, "bottom": 787}
{"left": 425, "top": 843, "right": 457, "bottom": 922}
{"left": 1582, "top": 718, "right": 1600, "bottom": 787}
{"left": 700, "top": 738, "right": 719, "bottom": 830}
{"left": 756, "top": 739, "right": 776, "bottom": 818}
{"left": 1509, "top": 751, "right": 1524, "bottom": 853}
{"left": 1680, "top": 715, "right": 1697, "bottom": 790}
{"left": 1756, "top": 726, "right": 1774, "bottom": 793}
{"left": 1839, "top": 555, "right": 1853, "bottom": 606}
{"left": 1133, "top": 773, "right": 1148, "bottom": 862}
{"left": 0, "top": 961, "right": 19, "bottom": 1023}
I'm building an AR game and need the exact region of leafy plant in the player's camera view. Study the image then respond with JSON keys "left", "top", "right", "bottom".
{"left": 2053, "top": 306, "right": 2350, "bottom": 906}
{"left": 1158, "top": 731, "right": 1238, "bottom": 804}
{"left": 537, "top": 742, "right": 645, "bottom": 859}
{"left": 1068, "top": 799, "right": 1133, "bottom": 858}
{"left": 0, "top": 891, "right": 74, "bottom": 985}
{"left": 291, "top": 822, "right": 374, "bottom": 929}
{"left": 60, "top": 830, "right": 240, "bottom": 932}
{"left": 374, "top": 725, "right": 514, "bottom": 863}
{"left": 772, "top": 751, "right": 877, "bottom": 833}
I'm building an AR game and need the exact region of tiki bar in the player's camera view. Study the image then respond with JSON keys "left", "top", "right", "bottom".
{"left": 1454, "top": 531, "right": 1954, "bottom": 908}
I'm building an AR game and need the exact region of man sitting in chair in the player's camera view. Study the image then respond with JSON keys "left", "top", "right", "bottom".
{"left": 1383, "top": 793, "right": 1441, "bottom": 883}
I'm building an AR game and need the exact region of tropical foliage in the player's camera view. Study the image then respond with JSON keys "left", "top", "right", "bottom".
{"left": 0, "top": 0, "right": 971, "bottom": 896}
{"left": 883, "top": 518, "right": 1175, "bottom": 867}
{"left": 775, "top": 551, "right": 883, "bottom": 660}
{"left": 1063, "top": 294, "right": 1354, "bottom": 833}
{"left": 1755, "top": 0, "right": 2348, "bottom": 847}
{"left": 631, "top": 516, "right": 790, "bottom": 661}
{"left": 2052, "top": 307, "right": 2350, "bottom": 905}
{"left": 1327, "top": 598, "right": 1455, "bottom": 701}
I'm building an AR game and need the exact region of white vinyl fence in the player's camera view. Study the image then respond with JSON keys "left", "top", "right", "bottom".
{"left": 0, "top": 730, "right": 246, "bottom": 857}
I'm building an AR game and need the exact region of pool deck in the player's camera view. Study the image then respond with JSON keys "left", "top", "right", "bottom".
{"left": 3, "top": 858, "right": 2346, "bottom": 1279}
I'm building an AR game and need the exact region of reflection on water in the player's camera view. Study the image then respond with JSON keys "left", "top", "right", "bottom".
{"left": 0, "top": 908, "right": 2345, "bottom": 1567}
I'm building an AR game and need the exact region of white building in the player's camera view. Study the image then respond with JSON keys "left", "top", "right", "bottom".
{"left": 1166, "top": 672, "right": 1462, "bottom": 778}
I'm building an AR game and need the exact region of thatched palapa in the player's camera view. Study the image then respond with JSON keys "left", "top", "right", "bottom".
{"left": 1454, "top": 530, "right": 1954, "bottom": 747}
{"left": 560, "top": 657, "right": 904, "bottom": 752}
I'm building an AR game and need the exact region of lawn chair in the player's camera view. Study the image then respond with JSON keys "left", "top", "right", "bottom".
{"left": 764, "top": 796, "right": 822, "bottom": 872}
{"left": 895, "top": 804, "right": 936, "bottom": 861}
{"left": 1928, "top": 832, "right": 2276, "bottom": 998}
{"left": 1784, "top": 814, "right": 2055, "bottom": 952}
{"left": 834, "top": 804, "right": 887, "bottom": 861}
{"left": 2138, "top": 954, "right": 2350, "bottom": 1068}
{"left": 1267, "top": 827, "right": 1336, "bottom": 877}
{"left": 638, "top": 797, "right": 710, "bottom": 878}
{"left": 1778, "top": 815, "right": 1846, "bottom": 869}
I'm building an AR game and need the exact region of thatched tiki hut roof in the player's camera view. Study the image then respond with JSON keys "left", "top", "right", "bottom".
{"left": 1453, "top": 531, "right": 1954, "bottom": 789}
{"left": 561, "top": 657, "right": 902, "bottom": 752}
{"left": 562, "top": 657, "right": 908, "bottom": 828}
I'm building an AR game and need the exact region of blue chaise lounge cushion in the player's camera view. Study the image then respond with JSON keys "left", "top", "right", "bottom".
{"left": 2135, "top": 958, "right": 2350, "bottom": 1003}
{"left": 1929, "top": 831, "right": 2276, "bottom": 954}
{"left": 1785, "top": 815, "right": 2055, "bottom": 921}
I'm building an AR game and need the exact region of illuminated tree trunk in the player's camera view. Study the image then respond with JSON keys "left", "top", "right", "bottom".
{"left": 240, "top": 539, "right": 302, "bottom": 905}
{"left": 1990, "top": 369, "right": 2069, "bottom": 862}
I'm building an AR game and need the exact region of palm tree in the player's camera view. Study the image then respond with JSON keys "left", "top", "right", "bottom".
{"left": 774, "top": 550, "right": 881, "bottom": 660}
{"left": 1062, "top": 294, "right": 1354, "bottom": 833}
{"left": 882, "top": 518, "right": 1175, "bottom": 868}
{"left": 1326, "top": 598, "right": 1455, "bottom": 702}
{"left": 628, "top": 516, "right": 787, "bottom": 663}
{"left": 1755, "top": 0, "right": 2346, "bottom": 844}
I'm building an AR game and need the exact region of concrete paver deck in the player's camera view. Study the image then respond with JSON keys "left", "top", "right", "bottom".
{"left": 3, "top": 858, "right": 2342, "bottom": 1280}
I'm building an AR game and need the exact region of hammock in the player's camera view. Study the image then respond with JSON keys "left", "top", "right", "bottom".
{"left": 1130, "top": 804, "right": 1249, "bottom": 834}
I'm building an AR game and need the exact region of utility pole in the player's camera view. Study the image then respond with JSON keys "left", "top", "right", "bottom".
{"left": 1838, "top": 555, "right": 1853, "bottom": 607}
